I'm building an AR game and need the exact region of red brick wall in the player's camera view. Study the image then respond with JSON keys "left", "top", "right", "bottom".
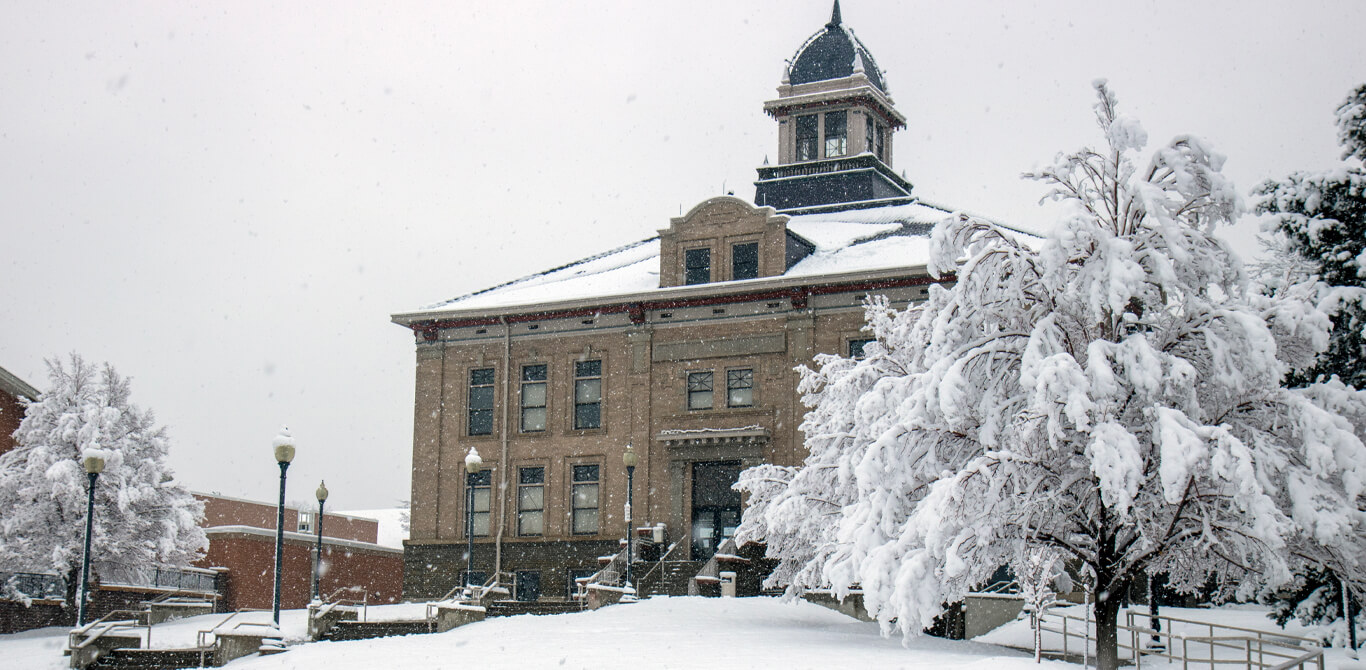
{"left": 0, "top": 390, "right": 25, "bottom": 459}
{"left": 198, "top": 530, "right": 402, "bottom": 611}
{"left": 195, "top": 494, "right": 378, "bottom": 544}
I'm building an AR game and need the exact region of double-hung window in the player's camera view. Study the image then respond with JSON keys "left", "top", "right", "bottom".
{"left": 574, "top": 360, "right": 602, "bottom": 429}
{"left": 468, "top": 368, "right": 495, "bottom": 436}
{"left": 848, "top": 338, "right": 875, "bottom": 359}
{"left": 571, "top": 464, "right": 600, "bottom": 535}
{"left": 874, "top": 122, "right": 886, "bottom": 161}
{"left": 732, "top": 242, "right": 758, "bottom": 281}
{"left": 726, "top": 369, "right": 754, "bottom": 408}
{"left": 687, "top": 371, "right": 714, "bottom": 410}
{"left": 796, "top": 114, "right": 818, "bottom": 161}
{"left": 517, "top": 467, "right": 545, "bottom": 536}
{"left": 468, "top": 469, "right": 491, "bottom": 537}
{"left": 824, "top": 110, "right": 847, "bottom": 158}
{"left": 685, "top": 248, "right": 711, "bottom": 285}
{"left": 521, "top": 364, "right": 547, "bottom": 432}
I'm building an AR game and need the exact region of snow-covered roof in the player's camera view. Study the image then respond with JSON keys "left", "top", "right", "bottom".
{"left": 400, "top": 200, "right": 1031, "bottom": 320}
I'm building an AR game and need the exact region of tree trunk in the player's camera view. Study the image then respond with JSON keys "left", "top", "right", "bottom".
{"left": 1094, "top": 584, "right": 1125, "bottom": 670}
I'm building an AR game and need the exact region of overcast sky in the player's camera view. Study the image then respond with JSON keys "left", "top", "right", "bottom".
{"left": 2, "top": 1, "right": 1362, "bottom": 511}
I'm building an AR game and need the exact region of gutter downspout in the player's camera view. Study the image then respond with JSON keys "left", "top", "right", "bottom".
{"left": 495, "top": 317, "right": 511, "bottom": 579}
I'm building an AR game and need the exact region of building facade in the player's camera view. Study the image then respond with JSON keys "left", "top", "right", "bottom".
{"left": 393, "top": 3, "right": 1002, "bottom": 602}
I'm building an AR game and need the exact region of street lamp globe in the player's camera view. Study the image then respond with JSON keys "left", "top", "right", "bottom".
{"left": 465, "top": 447, "right": 482, "bottom": 474}
{"left": 83, "top": 454, "right": 106, "bottom": 475}
{"left": 622, "top": 444, "right": 638, "bottom": 469}
{"left": 316, "top": 480, "right": 329, "bottom": 503}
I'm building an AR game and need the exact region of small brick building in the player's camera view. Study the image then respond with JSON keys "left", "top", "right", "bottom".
{"left": 193, "top": 493, "right": 404, "bottom": 610}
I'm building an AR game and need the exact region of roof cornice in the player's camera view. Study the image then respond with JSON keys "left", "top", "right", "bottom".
{"left": 392, "top": 264, "right": 945, "bottom": 331}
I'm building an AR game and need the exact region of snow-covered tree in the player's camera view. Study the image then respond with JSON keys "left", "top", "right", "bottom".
{"left": 736, "top": 82, "right": 1366, "bottom": 670}
{"left": 1255, "top": 84, "right": 1366, "bottom": 389}
{"left": 1013, "top": 548, "right": 1069, "bottom": 663}
{"left": 0, "top": 355, "right": 206, "bottom": 603}
{"left": 1253, "top": 85, "right": 1366, "bottom": 644}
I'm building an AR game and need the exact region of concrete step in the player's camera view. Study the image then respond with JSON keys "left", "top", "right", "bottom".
{"left": 88, "top": 648, "right": 211, "bottom": 670}
{"left": 485, "top": 600, "right": 584, "bottom": 617}
{"left": 646, "top": 560, "right": 704, "bottom": 597}
{"left": 320, "top": 620, "right": 434, "bottom": 642}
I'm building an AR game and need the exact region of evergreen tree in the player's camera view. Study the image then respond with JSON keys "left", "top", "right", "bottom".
{"left": 0, "top": 354, "right": 206, "bottom": 603}
{"left": 1255, "top": 84, "right": 1366, "bottom": 388}
{"left": 1253, "top": 85, "right": 1366, "bottom": 643}
{"left": 736, "top": 82, "right": 1366, "bottom": 670}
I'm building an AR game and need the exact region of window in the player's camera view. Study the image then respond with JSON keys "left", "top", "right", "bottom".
{"left": 795, "top": 114, "right": 818, "bottom": 161}
{"left": 468, "top": 469, "right": 491, "bottom": 537}
{"left": 684, "top": 248, "right": 711, "bottom": 285}
{"left": 571, "top": 464, "right": 600, "bottom": 535}
{"left": 518, "top": 467, "right": 545, "bottom": 536}
{"left": 520, "top": 364, "right": 547, "bottom": 432}
{"left": 732, "top": 242, "right": 758, "bottom": 281}
{"left": 848, "top": 338, "right": 875, "bottom": 359}
{"left": 297, "top": 511, "right": 313, "bottom": 533}
{"left": 573, "top": 360, "right": 602, "bottom": 429}
{"left": 726, "top": 369, "right": 754, "bottom": 408}
{"left": 468, "top": 368, "right": 495, "bottom": 436}
{"left": 874, "top": 123, "right": 886, "bottom": 161}
{"left": 865, "top": 115, "right": 874, "bottom": 156}
{"left": 687, "top": 371, "right": 714, "bottom": 410}
{"left": 824, "top": 110, "right": 847, "bottom": 158}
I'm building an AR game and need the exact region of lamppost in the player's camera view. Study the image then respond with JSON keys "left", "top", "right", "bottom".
{"left": 76, "top": 453, "right": 105, "bottom": 627}
{"left": 464, "top": 447, "right": 482, "bottom": 595}
{"left": 271, "top": 430, "right": 295, "bottom": 626}
{"left": 622, "top": 444, "right": 637, "bottom": 593}
{"left": 1148, "top": 573, "right": 1164, "bottom": 650}
{"left": 312, "top": 481, "right": 328, "bottom": 602}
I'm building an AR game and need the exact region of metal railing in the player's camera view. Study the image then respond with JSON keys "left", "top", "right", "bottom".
{"left": 195, "top": 608, "right": 273, "bottom": 668}
{"left": 94, "top": 562, "right": 219, "bottom": 594}
{"left": 1033, "top": 609, "right": 1325, "bottom": 670}
{"left": 634, "top": 541, "right": 685, "bottom": 597}
{"left": 68, "top": 608, "right": 152, "bottom": 667}
{"left": 0, "top": 571, "right": 66, "bottom": 601}
{"left": 313, "top": 586, "right": 368, "bottom": 623}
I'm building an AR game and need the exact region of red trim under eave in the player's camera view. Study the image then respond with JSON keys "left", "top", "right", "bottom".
{"left": 411, "top": 273, "right": 952, "bottom": 341}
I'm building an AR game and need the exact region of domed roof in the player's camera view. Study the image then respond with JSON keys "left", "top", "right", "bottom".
{"left": 787, "top": 1, "right": 886, "bottom": 92}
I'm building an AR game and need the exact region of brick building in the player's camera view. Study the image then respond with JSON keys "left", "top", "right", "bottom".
{"left": 392, "top": 3, "right": 1018, "bottom": 602}
{"left": 0, "top": 364, "right": 39, "bottom": 459}
{"left": 193, "top": 493, "right": 404, "bottom": 610}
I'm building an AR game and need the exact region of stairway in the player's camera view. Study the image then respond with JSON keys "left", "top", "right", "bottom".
{"left": 87, "top": 648, "right": 210, "bottom": 670}
{"left": 319, "top": 620, "right": 434, "bottom": 642}
{"left": 485, "top": 600, "right": 584, "bottom": 617}
{"left": 645, "top": 561, "right": 704, "bottom": 597}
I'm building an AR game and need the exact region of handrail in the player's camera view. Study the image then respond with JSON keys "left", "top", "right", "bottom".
{"left": 1032, "top": 609, "right": 1325, "bottom": 670}
{"left": 195, "top": 608, "right": 272, "bottom": 667}
{"left": 634, "top": 542, "right": 683, "bottom": 597}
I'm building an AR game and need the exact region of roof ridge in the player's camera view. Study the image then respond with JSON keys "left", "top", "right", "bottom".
{"left": 911, "top": 198, "right": 1044, "bottom": 238}
{"left": 422, "top": 236, "right": 661, "bottom": 311}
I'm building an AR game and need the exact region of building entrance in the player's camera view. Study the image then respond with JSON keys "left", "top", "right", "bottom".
{"left": 691, "top": 461, "right": 742, "bottom": 560}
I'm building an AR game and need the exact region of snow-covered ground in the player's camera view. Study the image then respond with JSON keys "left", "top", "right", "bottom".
{"left": 5, "top": 598, "right": 1362, "bottom": 669}
{"left": 5, "top": 597, "right": 1058, "bottom": 670}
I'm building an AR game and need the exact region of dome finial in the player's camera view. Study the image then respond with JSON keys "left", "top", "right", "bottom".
{"left": 828, "top": 0, "right": 842, "bottom": 27}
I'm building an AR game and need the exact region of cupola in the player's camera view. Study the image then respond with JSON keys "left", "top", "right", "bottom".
{"left": 754, "top": 1, "right": 914, "bottom": 215}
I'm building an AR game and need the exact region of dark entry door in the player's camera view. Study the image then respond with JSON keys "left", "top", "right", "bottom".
{"left": 691, "top": 461, "right": 742, "bottom": 560}
{"left": 515, "top": 570, "right": 541, "bottom": 601}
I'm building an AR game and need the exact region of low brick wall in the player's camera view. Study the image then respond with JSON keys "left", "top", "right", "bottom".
{"left": 0, "top": 599, "right": 68, "bottom": 634}
{"left": 403, "top": 539, "right": 617, "bottom": 602}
